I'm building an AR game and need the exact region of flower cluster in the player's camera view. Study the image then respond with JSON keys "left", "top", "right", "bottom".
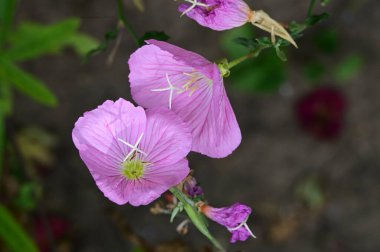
{"left": 70, "top": 0, "right": 293, "bottom": 246}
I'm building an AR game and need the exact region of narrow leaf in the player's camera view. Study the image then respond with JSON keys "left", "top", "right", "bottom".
{"left": 5, "top": 18, "right": 82, "bottom": 61}
{"left": 2, "top": 60, "right": 58, "bottom": 106}
{"left": 0, "top": 204, "right": 39, "bottom": 252}
{"left": 64, "top": 33, "right": 99, "bottom": 56}
{"left": 170, "top": 205, "right": 181, "bottom": 223}
{"left": 170, "top": 188, "right": 226, "bottom": 252}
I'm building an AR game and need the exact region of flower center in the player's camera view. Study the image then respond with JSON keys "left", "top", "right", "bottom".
{"left": 122, "top": 159, "right": 145, "bottom": 180}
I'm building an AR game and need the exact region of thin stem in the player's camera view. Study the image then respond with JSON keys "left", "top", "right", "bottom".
{"left": 170, "top": 187, "right": 226, "bottom": 252}
{"left": 307, "top": 0, "right": 317, "bottom": 17}
{"left": 116, "top": 0, "right": 139, "bottom": 46}
{"left": 228, "top": 47, "right": 269, "bottom": 70}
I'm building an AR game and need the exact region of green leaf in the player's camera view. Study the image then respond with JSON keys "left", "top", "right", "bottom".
{"left": 274, "top": 45, "right": 287, "bottom": 61}
{"left": 306, "top": 13, "right": 330, "bottom": 26}
{"left": 170, "top": 202, "right": 183, "bottom": 223}
{"left": 138, "top": 31, "right": 170, "bottom": 46}
{"left": 0, "top": 204, "right": 39, "bottom": 252}
{"left": 1, "top": 60, "right": 58, "bottom": 106}
{"left": 5, "top": 18, "right": 85, "bottom": 61}
{"left": 170, "top": 188, "right": 225, "bottom": 252}
{"left": 334, "top": 54, "right": 363, "bottom": 83}
{"left": 0, "top": 0, "right": 17, "bottom": 46}
{"left": 64, "top": 33, "right": 99, "bottom": 56}
{"left": 84, "top": 28, "right": 118, "bottom": 62}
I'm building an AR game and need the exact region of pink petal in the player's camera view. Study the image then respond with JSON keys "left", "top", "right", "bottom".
{"left": 142, "top": 108, "right": 192, "bottom": 165}
{"left": 178, "top": 0, "right": 251, "bottom": 31}
{"left": 191, "top": 65, "right": 241, "bottom": 158}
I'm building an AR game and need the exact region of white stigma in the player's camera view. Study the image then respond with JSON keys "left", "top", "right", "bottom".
{"left": 181, "top": 0, "right": 209, "bottom": 17}
{"left": 151, "top": 73, "right": 181, "bottom": 110}
{"left": 118, "top": 133, "right": 147, "bottom": 162}
{"left": 227, "top": 216, "right": 257, "bottom": 239}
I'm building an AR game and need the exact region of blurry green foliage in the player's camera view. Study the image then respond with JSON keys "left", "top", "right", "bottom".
{"left": 0, "top": 1, "right": 97, "bottom": 250}
{"left": 314, "top": 29, "right": 339, "bottom": 53}
{"left": 334, "top": 54, "right": 363, "bottom": 83}
{"left": 320, "top": 0, "right": 331, "bottom": 6}
{"left": 304, "top": 62, "right": 326, "bottom": 83}
{"left": 4, "top": 19, "right": 97, "bottom": 61}
{"left": 303, "top": 28, "right": 363, "bottom": 85}
{"left": 295, "top": 175, "right": 325, "bottom": 210}
{"left": 1, "top": 60, "right": 58, "bottom": 107}
{"left": 0, "top": 17, "right": 97, "bottom": 108}
{"left": 222, "top": 25, "right": 286, "bottom": 93}
{"left": 14, "top": 182, "right": 42, "bottom": 211}
{"left": 222, "top": 11, "right": 329, "bottom": 93}
{"left": 0, "top": 204, "right": 39, "bottom": 252}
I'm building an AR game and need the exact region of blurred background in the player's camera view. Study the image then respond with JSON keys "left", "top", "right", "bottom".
{"left": 1, "top": 0, "right": 379, "bottom": 251}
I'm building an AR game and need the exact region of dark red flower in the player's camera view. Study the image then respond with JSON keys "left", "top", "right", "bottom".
{"left": 34, "top": 215, "right": 69, "bottom": 252}
{"left": 296, "top": 86, "right": 346, "bottom": 139}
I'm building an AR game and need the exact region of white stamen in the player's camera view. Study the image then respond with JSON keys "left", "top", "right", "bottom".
{"left": 118, "top": 133, "right": 147, "bottom": 162}
{"left": 151, "top": 73, "right": 181, "bottom": 110}
{"left": 227, "top": 216, "right": 257, "bottom": 239}
{"left": 181, "top": 0, "right": 209, "bottom": 17}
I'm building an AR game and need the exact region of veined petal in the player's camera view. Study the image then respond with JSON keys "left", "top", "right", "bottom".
{"left": 192, "top": 65, "right": 241, "bottom": 158}
{"left": 72, "top": 99, "right": 147, "bottom": 204}
{"left": 128, "top": 40, "right": 241, "bottom": 158}
{"left": 178, "top": 0, "right": 251, "bottom": 31}
{"left": 142, "top": 108, "right": 192, "bottom": 165}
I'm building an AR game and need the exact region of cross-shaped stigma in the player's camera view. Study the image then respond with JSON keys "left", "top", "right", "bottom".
{"left": 227, "top": 216, "right": 257, "bottom": 239}
{"left": 151, "top": 73, "right": 181, "bottom": 110}
{"left": 118, "top": 133, "right": 147, "bottom": 162}
{"left": 181, "top": 0, "right": 209, "bottom": 17}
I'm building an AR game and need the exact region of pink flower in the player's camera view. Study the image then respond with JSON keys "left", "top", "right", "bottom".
{"left": 295, "top": 86, "right": 346, "bottom": 140}
{"left": 177, "top": 0, "right": 297, "bottom": 47}
{"left": 128, "top": 39, "right": 241, "bottom": 158}
{"left": 178, "top": 0, "right": 252, "bottom": 31}
{"left": 200, "top": 203, "right": 256, "bottom": 243}
{"left": 72, "top": 98, "right": 192, "bottom": 206}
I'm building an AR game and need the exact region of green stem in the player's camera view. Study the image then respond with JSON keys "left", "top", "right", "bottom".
{"left": 307, "top": 0, "right": 317, "bottom": 17}
{"left": 170, "top": 187, "right": 226, "bottom": 252}
{"left": 228, "top": 47, "right": 269, "bottom": 70}
{"left": 116, "top": 0, "right": 139, "bottom": 46}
